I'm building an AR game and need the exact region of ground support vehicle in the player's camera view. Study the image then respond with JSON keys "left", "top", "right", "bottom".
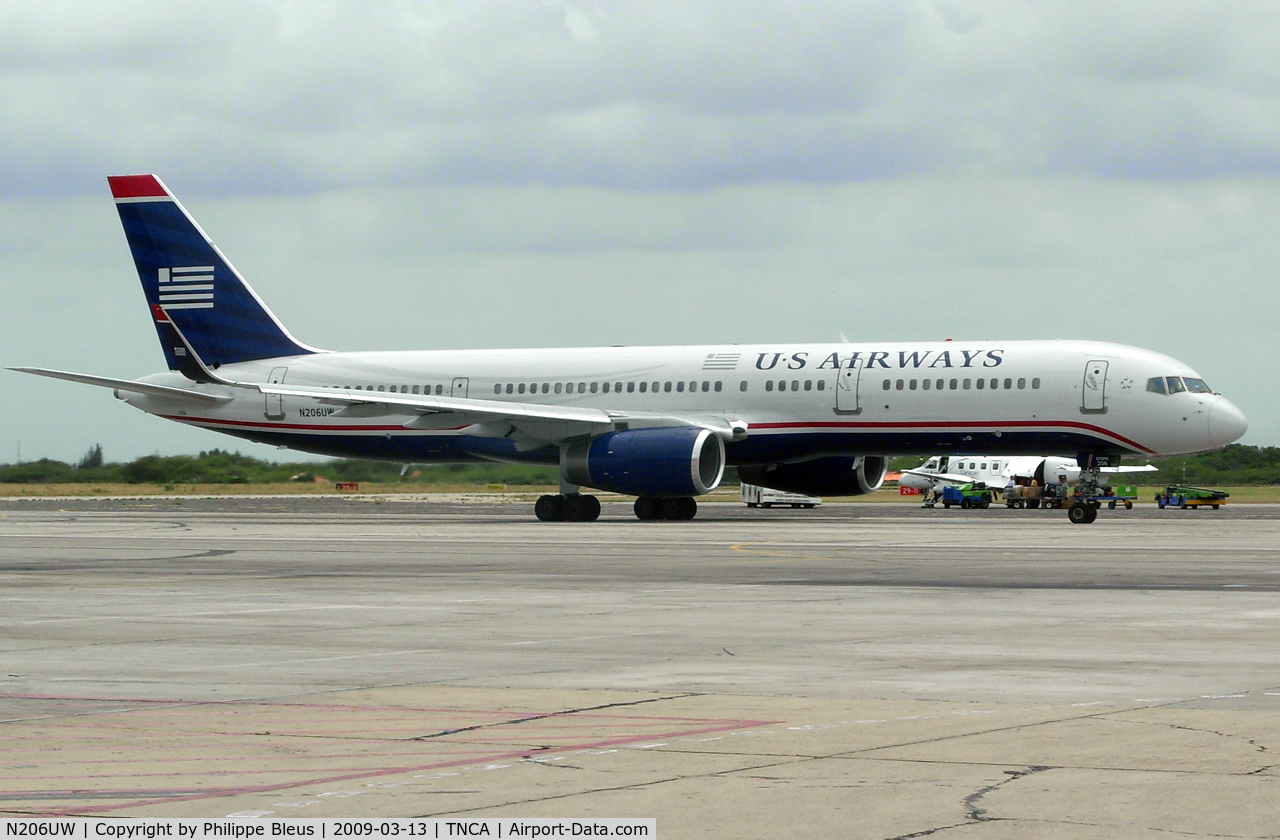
{"left": 940, "top": 483, "right": 993, "bottom": 509}
{"left": 1155, "top": 485, "right": 1229, "bottom": 510}
{"left": 1004, "top": 484, "right": 1043, "bottom": 509}
{"left": 741, "top": 483, "right": 821, "bottom": 509}
{"left": 1098, "top": 484, "right": 1138, "bottom": 510}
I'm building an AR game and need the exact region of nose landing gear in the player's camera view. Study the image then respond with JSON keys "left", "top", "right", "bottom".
{"left": 1066, "top": 454, "right": 1108, "bottom": 525}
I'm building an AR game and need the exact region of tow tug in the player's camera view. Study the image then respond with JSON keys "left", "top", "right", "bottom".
{"left": 937, "top": 482, "right": 993, "bottom": 509}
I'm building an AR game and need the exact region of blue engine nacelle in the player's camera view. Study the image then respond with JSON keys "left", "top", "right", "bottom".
{"left": 737, "top": 456, "right": 887, "bottom": 497}
{"left": 561, "top": 427, "right": 726, "bottom": 497}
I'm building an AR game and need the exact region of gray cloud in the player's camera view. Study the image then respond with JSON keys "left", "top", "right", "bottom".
{"left": 2, "top": 2, "right": 1278, "bottom": 460}
{"left": 2, "top": 1, "right": 1278, "bottom": 197}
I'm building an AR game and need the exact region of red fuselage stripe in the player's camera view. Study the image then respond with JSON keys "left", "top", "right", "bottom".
{"left": 163, "top": 414, "right": 1152, "bottom": 452}
{"left": 750, "top": 419, "right": 1154, "bottom": 453}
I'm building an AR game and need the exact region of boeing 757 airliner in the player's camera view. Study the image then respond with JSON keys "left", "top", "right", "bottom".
{"left": 12, "top": 175, "right": 1249, "bottom": 524}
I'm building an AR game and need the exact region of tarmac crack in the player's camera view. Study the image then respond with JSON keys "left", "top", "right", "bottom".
{"left": 879, "top": 765, "right": 1053, "bottom": 840}
{"left": 406, "top": 692, "right": 702, "bottom": 742}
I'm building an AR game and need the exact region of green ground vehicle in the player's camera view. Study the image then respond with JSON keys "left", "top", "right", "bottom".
{"left": 1155, "top": 485, "right": 1229, "bottom": 510}
{"left": 940, "top": 482, "right": 993, "bottom": 509}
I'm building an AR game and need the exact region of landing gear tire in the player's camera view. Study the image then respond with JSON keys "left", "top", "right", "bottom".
{"left": 960, "top": 498, "right": 971, "bottom": 509}
{"left": 535, "top": 494, "right": 566, "bottom": 522}
{"left": 661, "top": 497, "right": 697, "bottom": 520}
{"left": 564, "top": 494, "right": 601, "bottom": 522}
{"left": 1068, "top": 501, "right": 1097, "bottom": 525}
{"left": 634, "top": 497, "right": 662, "bottom": 520}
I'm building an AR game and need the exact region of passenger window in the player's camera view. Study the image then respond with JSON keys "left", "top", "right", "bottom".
{"left": 542, "top": 383, "right": 550, "bottom": 394}
{"left": 378, "top": 385, "right": 386, "bottom": 392}
{"left": 980, "top": 463, "right": 987, "bottom": 470}
{"left": 554, "top": 383, "right": 563, "bottom": 394}
{"left": 909, "top": 379, "right": 917, "bottom": 390}
{"left": 883, "top": 379, "right": 891, "bottom": 390}
{"left": 1032, "top": 378, "right": 1040, "bottom": 389}
{"left": 992, "top": 462, "right": 1000, "bottom": 470}
{"left": 976, "top": 379, "right": 984, "bottom": 389}
{"left": 739, "top": 381, "right": 748, "bottom": 391}
{"left": 815, "top": 380, "right": 824, "bottom": 391}
{"left": 436, "top": 385, "right": 444, "bottom": 395}
{"left": 413, "top": 385, "right": 421, "bottom": 394}
{"left": 493, "top": 384, "right": 501, "bottom": 394}
{"left": 990, "top": 378, "right": 997, "bottom": 389}
{"left": 896, "top": 379, "right": 904, "bottom": 390}
{"left": 1004, "top": 378, "right": 1012, "bottom": 389}
{"left": 1167, "top": 377, "right": 1186, "bottom": 394}
{"left": 766, "top": 380, "right": 774, "bottom": 392}
{"left": 578, "top": 383, "right": 587, "bottom": 393}
{"left": 1018, "top": 378, "right": 1026, "bottom": 389}
{"left": 804, "top": 380, "right": 812, "bottom": 391}
{"left": 590, "top": 382, "right": 599, "bottom": 393}
{"left": 602, "top": 382, "right": 610, "bottom": 393}
{"left": 677, "top": 381, "right": 685, "bottom": 393}
{"left": 950, "top": 379, "right": 957, "bottom": 390}
{"left": 963, "top": 379, "right": 971, "bottom": 389}
{"left": 689, "top": 381, "right": 696, "bottom": 392}
{"left": 791, "top": 380, "right": 799, "bottom": 391}
{"left": 518, "top": 383, "right": 526, "bottom": 394}
{"left": 922, "top": 379, "right": 930, "bottom": 390}
{"left": 617, "top": 382, "right": 623, "bottom": 392}
{"left": 664, "top": 382, "right": 672, "bottom": 392}
{"left": 702, "top": 381, "right": 710, "bottom": 392}
{"left": 355, "top": 385, "right": 362, "bottom": 390}
{"left": 715, "top": 381, "right": 723, "bottom": 392}
{"left": 506, "top": 383, "right": 513, "bottom": 394}
{"left": 628, "top": 382, "right": 635, "bottom": 393}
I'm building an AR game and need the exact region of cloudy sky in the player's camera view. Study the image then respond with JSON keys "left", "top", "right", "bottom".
{"left": 2, "top": 0, "right": 1278, "bottom": 463}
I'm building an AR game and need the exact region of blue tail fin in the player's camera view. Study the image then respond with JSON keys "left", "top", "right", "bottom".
{"left": 108, "top": 175, "right": 320, "bottom": 369}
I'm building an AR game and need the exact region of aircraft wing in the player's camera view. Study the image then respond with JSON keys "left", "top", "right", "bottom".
{"left": 898, "top": 468, "right": 977, "bottom": 485}
{"left": 10, "top": 367, "right": 233, "bottom": 404}
{"left": 257, "top": 383, "right": 743, "bottom": 444}
{"left": 1102, "top": 465, "right": 1158, "bottom": 474}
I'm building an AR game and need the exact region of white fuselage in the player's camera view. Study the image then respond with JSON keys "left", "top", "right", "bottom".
{"left": 118, "top": 339, "right": 1247, "bottom": 467}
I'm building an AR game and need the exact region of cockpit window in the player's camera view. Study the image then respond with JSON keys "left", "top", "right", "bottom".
{"left": 1166, "top": 376, "right": 1187, "bottom": 394}
{"left": 1183, "top": 378, "right": 1213, "bottom": 394}
{"left": 1146, "top": 377, "right": 1166, "bottom": 394}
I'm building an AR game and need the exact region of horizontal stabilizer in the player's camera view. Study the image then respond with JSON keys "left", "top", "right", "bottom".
{"left": 10, "top": 367, "right": 232, "bottom": 403}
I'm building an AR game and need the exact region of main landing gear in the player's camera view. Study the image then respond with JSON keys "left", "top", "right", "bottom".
{"left": 534, "top": 493, "right": 601, "bottom": 522}
{"left": 633, "top": 497, "right": 697, "bottom": 521}
{"left": 533, "top": 494, "right": 699, "bottom": 522}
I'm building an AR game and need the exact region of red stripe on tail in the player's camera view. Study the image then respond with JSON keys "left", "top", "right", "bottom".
{"left": 108, "top": 174, "right": 168, "bottom": 199}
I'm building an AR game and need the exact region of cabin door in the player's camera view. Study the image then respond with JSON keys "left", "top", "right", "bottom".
{"left": 265, "top": 366, "right": 288, "bottom": 420}
{"left": 451, "top": 377, "right": 469, "bottom": 398}
{"left": 834, "top": 358, "right": 863, "bottom": 415}
{"left": 1081, "top": 360, "right": 1109, "bottom": 414}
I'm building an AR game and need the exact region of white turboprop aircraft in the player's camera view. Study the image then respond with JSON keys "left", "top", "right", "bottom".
{"left": 11, "top": 175, "right": 1249, "bottom": 524}
{"left": 899, "top": 455, "right": 1159, "bottom": 493}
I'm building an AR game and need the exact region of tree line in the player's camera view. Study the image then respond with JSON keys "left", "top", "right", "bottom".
{"left": 3, "top": 444, "right": 1278, "bottom": 487}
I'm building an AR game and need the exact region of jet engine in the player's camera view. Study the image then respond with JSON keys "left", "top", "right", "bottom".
{"left": 738, "top": 455, "right": 887, "bottom": 497}
{"left": 561, "top": 427, "right": 726, "bottom": 497}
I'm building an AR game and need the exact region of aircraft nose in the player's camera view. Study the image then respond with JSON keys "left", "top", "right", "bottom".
{"left": 1209, "top": 398, "right": 1248, "bottom": 447}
